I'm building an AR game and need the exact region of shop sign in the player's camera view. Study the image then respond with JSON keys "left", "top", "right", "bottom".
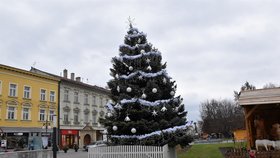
{"left": 42, "top": 133, "right": 51, "bottom": 136}
{"left": 61, "top": 130, "right": 78, "bottom": 135}
{"left": 14, "top": 133, "right": 23, "bottom": 136}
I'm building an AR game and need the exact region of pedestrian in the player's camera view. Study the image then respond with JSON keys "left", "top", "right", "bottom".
{"left": 29, "top": 140, "right": 34, "bottom": 150}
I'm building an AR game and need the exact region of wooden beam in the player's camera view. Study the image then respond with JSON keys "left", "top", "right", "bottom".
{"left": 244, "top": 107, "right": 251, "bottom": 149}
{"left": 245, "top": 105, "right": 260, "bottom": 119}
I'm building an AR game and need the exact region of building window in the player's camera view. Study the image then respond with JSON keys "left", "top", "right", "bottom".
{"left": 84, "top": 114, "right": 89, "bottom": 123}
{"left": 40, "top": 89, "right": 46, "bottom": 101}
{"left": 22, "top": 108, "right": 29, "bottom": 120}
{"left": 64, "top": 90, "right": 69, "bottom": 101}
{"left": 100, "top": 97, "right": 103, "bottom": 106}
{"left": 0, "top": 80, "right": 2, "bottom": 95}
{"left": 74, "top": 113, "right": 79, "bottom": 123}
{"left": 74, "top": 92, "right": 79, "bottom": 103}
{"left": 39, "top": 109, "right": 45, "bottom": 121}
{"left": 23, "top": 86, "right": 31, "bottom": 99}
{"left": 84, "top": 94, "right": 89, "bottom": 104}
{"left": 92, "top": 114, "right": 97, "bottom": 124}
{"left": 50, "top": 91, "right": 55, "bottom": 102}
{"left": 9, "top": 83, "right": 17, "bottom": 97}
{"left": 63, "top": 113, "right": 69, "bottom": 124}
{"left": 49, "top": 110, "right": 54, "bottom": 121}
{"left": 7, "top": 106, "right": 15, "bottom": 119}
{"left": 92, "top": 96, "right": 96, "bottom": 105}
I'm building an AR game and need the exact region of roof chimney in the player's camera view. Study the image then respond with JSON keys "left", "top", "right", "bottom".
{"left": 63, "top": 69, "right": 68, "bottom": 78}
{"left": 71, "top": 73, "right": 75, "bottom": 80}
{"left": 76, "top": 77, "right": 81, "bottom": 82}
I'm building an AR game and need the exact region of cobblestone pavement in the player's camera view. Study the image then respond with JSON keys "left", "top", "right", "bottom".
{"left": 57, "top": 149, "right": 88, "bottom": 158}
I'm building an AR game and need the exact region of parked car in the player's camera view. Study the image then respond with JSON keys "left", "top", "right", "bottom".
{"left": 84, "top": 141, "right": 106, "bottom": 151}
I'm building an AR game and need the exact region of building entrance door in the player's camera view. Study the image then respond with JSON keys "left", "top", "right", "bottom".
{"left": 83, "top": 134, "right": 91, "bottom": 146}
{"left": 65, "top": 135, "right": 74, "bottom": 148}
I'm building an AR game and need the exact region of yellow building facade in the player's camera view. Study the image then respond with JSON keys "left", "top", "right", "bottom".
{"left": 0, "top": 64, "right": 59, "bottom": 149}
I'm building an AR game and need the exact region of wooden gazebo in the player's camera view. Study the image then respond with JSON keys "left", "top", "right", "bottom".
{"left": 239, "top": 88, "right": 280, "bottom": 149}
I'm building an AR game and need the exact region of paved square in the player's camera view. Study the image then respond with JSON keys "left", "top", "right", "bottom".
{"left": 57, "top": 149, "right": 88, "bottom": 158}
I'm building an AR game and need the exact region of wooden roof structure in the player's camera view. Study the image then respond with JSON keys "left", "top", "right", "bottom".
{"left": 239, "top": 88, "right": 280, "bottom": 149}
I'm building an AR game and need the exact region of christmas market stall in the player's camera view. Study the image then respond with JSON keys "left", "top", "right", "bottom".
{"left": 239, "top": 88, "right": 280, "bottom": 150}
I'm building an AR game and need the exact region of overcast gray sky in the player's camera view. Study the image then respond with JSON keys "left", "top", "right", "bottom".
{"left": 1, "top": 0, "right": 280, "bottom": 122}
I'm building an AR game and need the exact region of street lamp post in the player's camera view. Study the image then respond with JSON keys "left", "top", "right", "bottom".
{"left": 42, "top": 116, "right": 51, "bottom": 149}
{"left": 52, "top": 115, "right": 57, "bottom": 158}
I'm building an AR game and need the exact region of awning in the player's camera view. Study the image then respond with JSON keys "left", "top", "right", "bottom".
{"left": 0, "top": 127, "right": 53, "bottom": 133}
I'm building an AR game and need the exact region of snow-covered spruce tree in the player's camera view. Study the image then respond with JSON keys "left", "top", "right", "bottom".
{"left": 101, "top": 24, "right": 193, "bottom": 147}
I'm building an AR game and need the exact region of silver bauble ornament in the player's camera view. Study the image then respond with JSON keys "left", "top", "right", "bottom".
{"left": 170, "top": 91, "right": 175, "bottom": 96}
{"left": 163, "top": 78, "right": 167, "bottom": 84}
{"left": 140, "top": 50, "right": 145, "bottom": 54}
{"left": 161, "top": 106, "right": 167, "bottom": 112}
{"left": 131, "top": 128, "right": 136, "bottom": 133}
{"left": 141, "top": 93, "right": 147, "bottom": 99}
{"left": 115, "top": 103, "right": 122, "bottom": 109}
{"left": 127, "top": 87, "right": 132, "bottom": 92}
{"left": 115, "top": 74, "right": 119, "bottom": 78}
{"left": 125, "top": 116, "right": 131, "bottom": 122}
{"left": 147, "top": 65, "right": 152, "bottom": 71}
{"left": 107, "top": 112, "right": 113, "bottom": 117}
{"left": 129, "top": 66, "right": 133, "bottom": 71}
{"left": 113, "top": 126, "right": 118, "bottom": 131}
{"left": 152, "top": 88, "right": 157, "bottom": 93}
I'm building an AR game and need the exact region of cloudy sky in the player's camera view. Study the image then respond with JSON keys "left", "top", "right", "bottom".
{"left": 1, "top": 0, "right": 280, "bottom": 121}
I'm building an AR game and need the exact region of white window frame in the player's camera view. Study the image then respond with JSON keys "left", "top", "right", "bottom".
{"left": 50, "top": 91, "right": 55, "bottom": 102}
{"left": 74, "top": 92, "right": 79, "bottom": 103}
{"left": 84, "top": 94, "right": 89, "bottom": 104}
{"left": 84, "top": 113, "right": 89, "bottom": 123}
{"left": 100, "top": 97, "right": 103, "bottom": 106}
{"left": 92, "top": 115, "right": 97, "bottom": 123}
{"left": 23, "top": 85, "right": 31, "bottom": 99}
{"left": 7, "top": 106, "right": 16, "bottom": 120}
{"left": 64, "top": 90, "right": 69, "bottom": 101}
{"left": 40, "top": 89, "right": 46, "bottom": 101}
{"left": 9, "top": 83, "right": 17, "bottom": 97}
{"left": 64, "top": 112, "right": 69, "bottom": 122}
{"left": 49, "top": 110, "right": 54, "bottom": 121}
{"left": 74, "top": 112, "right": 79, "bottom": 123}
{"left": 22, "top": 108, "right": 30, "bottom": 120}
{"left": 39, "top": 109, "right": 46, "bottom": 121}
{"left": 92, "top": 95, "right": 96, "bottom": 105}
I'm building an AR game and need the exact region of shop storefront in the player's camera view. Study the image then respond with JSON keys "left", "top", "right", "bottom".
{"left": 0, "top": 127, "right": 50, "bottom": 149}
{"left": 60, "top": 129, "right": 79, "bottom": 148}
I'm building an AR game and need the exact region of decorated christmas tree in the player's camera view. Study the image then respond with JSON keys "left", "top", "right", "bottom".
{"left": 101, "top": 22, "right": 193, "bottom": 147}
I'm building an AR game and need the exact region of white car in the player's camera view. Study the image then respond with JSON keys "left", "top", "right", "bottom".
{"left": 85, "top": 141, "right": 107, "bottom": 151}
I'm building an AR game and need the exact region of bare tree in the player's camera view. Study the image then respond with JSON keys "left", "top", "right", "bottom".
{"left": 263, "top": 82, "right": 278, "bottom": 89}
{"left": 234, "top": 81, "right": 256, "bottom": 102}
{"left": 200, "top": 99, "right": 244, "bottom": 137}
